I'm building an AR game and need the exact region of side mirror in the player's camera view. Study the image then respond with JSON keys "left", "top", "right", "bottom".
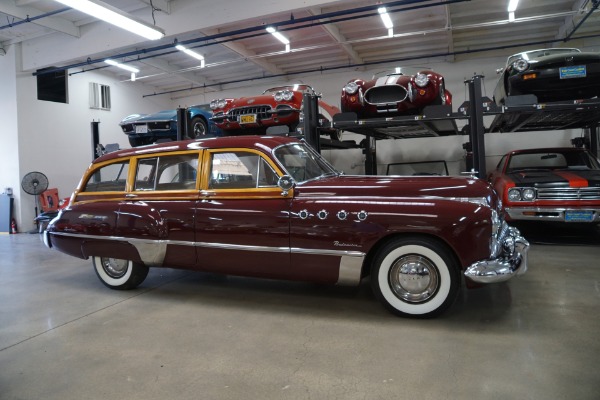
{"left": 496, "top": 68, "right": 504, "bottom": 74}
{"left": 277, "top": 175, "right": 295, "bottom": 196}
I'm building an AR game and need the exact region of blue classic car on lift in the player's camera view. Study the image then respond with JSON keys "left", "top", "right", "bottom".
{"left": 120, "top": 104, "right": 222, "bottom": 147}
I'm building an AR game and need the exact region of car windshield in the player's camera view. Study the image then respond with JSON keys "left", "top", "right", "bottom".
{"left": 371, "top": 67, "right": 426, "bottom": 79}
{"left": 273, "top": 143, "right": 339, "bottom": 183}
{"left": 507, "top": 150, "right": 600, "bottom": 172}
{"left": 507, "top": 48, "right": 580, "bottom": 65}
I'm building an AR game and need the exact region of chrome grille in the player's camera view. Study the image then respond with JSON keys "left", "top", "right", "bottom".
{"left": 536, "top": 187, "right": 600, "bottom": 200}
{"left": 364, "top": 85, "right": 407, "bottom": 105}
{"left": 228, "top": 105, "right": 271, "bottom": 119}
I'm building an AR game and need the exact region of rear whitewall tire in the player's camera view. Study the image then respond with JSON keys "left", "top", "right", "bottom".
{"left": 92, "top": 256, "right": 149, "bottom": 290}
{"left": 371, "top": 238, "right": 459, "bottom": 318}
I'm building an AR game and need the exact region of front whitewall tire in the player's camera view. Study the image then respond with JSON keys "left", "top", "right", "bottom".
{"left": 372, "top": 238, "right": 459, "bottom": 318}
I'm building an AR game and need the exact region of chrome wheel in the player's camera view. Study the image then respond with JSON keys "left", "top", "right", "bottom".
{"left": 100, "top": 257, "right": 129, "bottom": 279}
{"left": 388, "top": 254, "right": 439, "bottom": 303}
{"left": 190, "top": 117, "right": 208, "bottom": 138}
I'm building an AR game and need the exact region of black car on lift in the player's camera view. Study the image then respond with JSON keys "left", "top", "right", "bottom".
{"left": 493, "top": 48, "right": 600, "bottom": 105}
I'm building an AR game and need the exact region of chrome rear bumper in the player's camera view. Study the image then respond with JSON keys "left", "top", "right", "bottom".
{"left": 464, "top": 227, "right": 529, "bottom": 284}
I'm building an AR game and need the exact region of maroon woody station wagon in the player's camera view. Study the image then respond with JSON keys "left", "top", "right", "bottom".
{"left": 44, "top": 136, "right": 529, "bottom": 317}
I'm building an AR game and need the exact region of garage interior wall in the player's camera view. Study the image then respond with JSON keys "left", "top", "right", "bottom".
{"left": 1, "top": 0, "right": 599, "bottom": 232}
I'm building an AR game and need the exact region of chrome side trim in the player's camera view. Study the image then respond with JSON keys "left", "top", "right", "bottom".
{"left": 337, "top": 255, "right": 365, "bottom": 286}
{"left": 48, "top": 232, "right": 366, "bottom": 283}
{"left": 50, "top": 232, "right": 168, "bottom": 266}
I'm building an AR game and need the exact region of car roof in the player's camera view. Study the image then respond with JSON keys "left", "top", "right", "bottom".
{"left": 94, "top": 135, "right": 300, "bottom": 163}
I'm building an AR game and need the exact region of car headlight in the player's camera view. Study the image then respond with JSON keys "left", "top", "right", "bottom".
{"left": 508, "top": 188, "right": 521, "bottom": 201}
{"left": 210, "top": 100, "right": 218, "bottom": 110}
{"left": 344, "top": 81, "right": 359, "bottom": 95}
{"left": 414, "top": 73, "right": 429, "bottom": 88}
{"left": 217, "top": 99, "right": 227, "bottom": 109}
{"left": 513, "top": 59, "right": 529, "bottom": 72}
{"left": 282, "top": 90, "right": 293, "bottom": 101}
{"left": 522, "top": 188, "right": 536, "bottom": 201}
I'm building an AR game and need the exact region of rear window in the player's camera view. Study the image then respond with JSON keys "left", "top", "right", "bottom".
{"left": 82, "top": 161, "right": 129, "bottom": 192}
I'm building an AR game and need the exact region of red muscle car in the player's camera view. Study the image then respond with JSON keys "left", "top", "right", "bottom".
{"left": 210, "top": 84, "right": 341, "bottom": 139}
{"left": 44, "top": 136, "right": 528, "bottom": 318}
{"left": 489, "top": 147, "right": 600, "bottom": 223}
{"left": 341, "top": 69, "right": 452, "bottom": 118}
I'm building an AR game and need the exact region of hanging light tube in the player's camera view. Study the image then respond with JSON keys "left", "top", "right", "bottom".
{"left": 508, "top": 0, "right": 519, "bottom": 21}
{"left": 378, "top": 7, "right": 394, "bottom": 37}
{"left": 104, "top": 59, "right": 140, "bottom": 73}
{"left": 266, "top": 26, "right": 291, "bottom": 52}
{"left": 53, "top": 0, "right": 165, "bottom": 40}
{"left": 176, "top": 44, "right": 205, "bottom": 68}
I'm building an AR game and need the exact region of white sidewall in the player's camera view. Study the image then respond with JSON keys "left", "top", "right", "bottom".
{"left": 93, "top": 257, "right": 133, "bottom": 287}
{"left": 377, "top": 244, "right": 451, "bottom": 315}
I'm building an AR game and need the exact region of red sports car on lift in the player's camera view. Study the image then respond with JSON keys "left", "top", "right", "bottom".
{"left": 209, "top": 84, "right": 341, "bottom": 140}
{"left": 488, "top": 147, "right": 600, "bottom": 223}
{"left": 340, "top": 69, "right": 452, "bottom": 118}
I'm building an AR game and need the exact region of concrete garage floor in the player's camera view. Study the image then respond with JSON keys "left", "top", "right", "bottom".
{"left": 1, "top": 229, "right": 599, "bottom": 400}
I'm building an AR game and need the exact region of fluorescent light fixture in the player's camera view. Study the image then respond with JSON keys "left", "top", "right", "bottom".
{"left": 104, "top": 59, "right": 139, "bottom": 73}
{"left": 508, "top": 11, "right": 515, "bottom": 22}
{"left": 176, "top": 44, "right": 205, "bottom": 68}
{"left": 266, "top": 26, "right": 290, "bottom": 45}
{"left": 266, "top": 26, "right": 290, "bottom": 53}
{"left": 378, "top": 7, "right": 394, "bottom": 29}
{"left": 508, "top": 0, "right": 520, "bottom": 12}
{"left": 53, "top": 0, "right": 165, "bottom": 40}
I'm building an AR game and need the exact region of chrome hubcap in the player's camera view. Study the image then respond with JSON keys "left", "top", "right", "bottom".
{"left": 389, "top": 254, "right": 439, "bottom": 303}
{"left": 193, "top": 122, "right": 206, "bottom": 137}
{"left": 101, "top": 258, "right": 129, "bottom": 279}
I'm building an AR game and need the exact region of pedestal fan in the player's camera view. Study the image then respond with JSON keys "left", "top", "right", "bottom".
{"left": 21, "top": 171, "right": 49, "bottom": 232}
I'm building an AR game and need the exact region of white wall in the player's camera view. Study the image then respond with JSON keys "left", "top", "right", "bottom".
{"left": 5, "top": 40, "right": 593, "bottom": 231}
{"left": 12, "top": 67, "right": 171, "bottom": 231}
{"left": 0, "top": 45, "right": 21, "bottom": 231}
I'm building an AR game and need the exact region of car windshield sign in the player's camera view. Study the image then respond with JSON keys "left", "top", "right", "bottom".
{"left": 273, "top": 143, "right": 338, "bottom": 183}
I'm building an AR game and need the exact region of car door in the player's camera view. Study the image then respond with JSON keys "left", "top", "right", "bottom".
{"left": 115, "top": 151, "right": 201, "bottom": 268}
{"left": 194, "top": 148, "right": 292, "bottom": 279}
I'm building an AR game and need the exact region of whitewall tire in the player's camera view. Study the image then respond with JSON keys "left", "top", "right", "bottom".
{"left": 92, "top": 256, "right": 149, "bottom": 290}
{"left": 371, "top": 237, "right": 459, "bottom": 318}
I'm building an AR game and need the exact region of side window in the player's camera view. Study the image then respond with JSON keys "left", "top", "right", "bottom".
{"left": 209, "top": 152, "right": 278, "bottom": 189}
{"left": 135, "top": 154, "right": 199, "bottom": 191}
{"left": 496, "top": 155, "right": 506, "bottom": 171}
{"left": 82, "top": 161, "right": 129, "bottom": 192}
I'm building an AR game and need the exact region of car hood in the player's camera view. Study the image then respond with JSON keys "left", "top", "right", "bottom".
{"left": 528, "top": 52, "right": 600, "bottom": 68}
{"left": 507, "top": 169, "right": 600, "bottom": 188}
{"left": 362, "top": 74, "right": 412, "bottom": 90}
{"left": 225, "top": 92, "right": 302, "bottom": 109}
{"left": 295, "top": 175, "right": 497, "bottom": 206}
{"left": 134, "top": 110, "right": 177, "bottom": 123}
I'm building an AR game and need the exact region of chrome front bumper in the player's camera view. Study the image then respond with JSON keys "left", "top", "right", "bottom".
{"left": 464, "top": 227, "right": 530, "bottom": 284}
{"left": 506, "top": 207, "right": 600, "bottom": 223}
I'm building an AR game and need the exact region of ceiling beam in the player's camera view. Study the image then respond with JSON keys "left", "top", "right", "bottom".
{"left": 138, "top": 57, "right": 220, "bottom": 92}
{"left": 307, "top": 7, "right": 363, "bottom": 66}
{"left": 202, "top": 28, "right": 284, "bottom": 76}
{"left": 1, "top": 0, "right": 79, "bottom": 38}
